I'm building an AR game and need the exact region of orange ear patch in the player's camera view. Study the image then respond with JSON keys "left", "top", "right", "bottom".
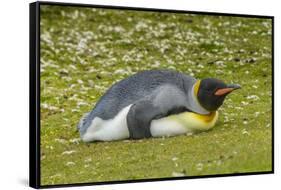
{"left": 215, "top": 88, "right": 234, "bottom": 96}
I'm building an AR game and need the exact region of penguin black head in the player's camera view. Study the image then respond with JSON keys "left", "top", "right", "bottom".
{"left": 195, "top": 78, "right": 241, "bottom": 111}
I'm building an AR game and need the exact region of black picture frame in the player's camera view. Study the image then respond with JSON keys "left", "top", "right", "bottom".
{"left": 30, "top": 1, "right": 274, "bottom": 189}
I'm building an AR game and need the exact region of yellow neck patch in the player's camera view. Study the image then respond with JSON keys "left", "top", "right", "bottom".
{"left": 194, "top": 80, "right": 201, "bottom": 96}
{"left": 193, "top": 111, "right": 217, "bottom": 123}
{"left": 163, "top": 111, "right": 219, "bottom": 131}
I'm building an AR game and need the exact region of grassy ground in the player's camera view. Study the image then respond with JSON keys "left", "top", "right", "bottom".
{"left": 40, "top": 5, "right": 272, "bottom": 185}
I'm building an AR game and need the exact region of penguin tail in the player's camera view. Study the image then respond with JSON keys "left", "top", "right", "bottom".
{"left": 77, "top": 112, "right": 90, "bottom": 132}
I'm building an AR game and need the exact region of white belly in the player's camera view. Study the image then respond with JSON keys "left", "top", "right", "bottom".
{"left": 82, "top": 105, "right": 218, "bottom": 142}
{"left": 150, "top": 111, "right": 218, "bottom": 137}
{"left": 82, "top": 105, "right": 132, "bottom": 142}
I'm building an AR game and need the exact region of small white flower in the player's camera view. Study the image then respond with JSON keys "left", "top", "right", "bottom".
{"left": 234, "top": 107, "right": 243, "bottom": 110}
{"left": 172, "top": 171, "right": 185, "bottom": 177}
{"left": 84, "top": 158, "right": 92, "bottom": 163}
{"left": 71, "top": 109, "right": 79, "bottom": 113}
{"left": 69, "top": 138, "right": 80, "bottom": 144}
{"left": 46, "top": 145, "right": 54, "bottom": 150}
{"left": 62, "top": 150, "right": 76, "bottom": 155}
{"left": 69, "top": 65, "right": 77, "bottom": 71}
{"left": 84, "top": 164, "right": 90, "bottom": 168}
{"left": 66, "top": 162, "right": 75, "bottom": 166}
{"left": 246, "top": 95, "right": 260, "bottom": 101}
{"left": 254, "top": 112, "right": 260, "bottom": 117}
{"left": 266, "top": 124, "right": 271, "bottom": 128}
{"left": 242, "top": 129, "right": 250, "bottom": 135}
{"left": 77, "top": 101, "right": 87, "bottom": 106}
{"left": 114, "top": 69, "right": 127, "bottom": 75}
{"left": 241, "top": 101, "right": 249, "bottom": 106}
{"left": 77, "top": 79, "right": 83, "bottom": 84}
{"left": 196, "top": 163, "right": 203, "bottom": 171}
{"left": 55, "top": 138, "right": 66, "bottom": 144}
{"left": 243, "top": 121, "right": 248, "bottom": 125}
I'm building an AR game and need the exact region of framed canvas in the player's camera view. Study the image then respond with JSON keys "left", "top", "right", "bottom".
{"left": 29, "top": 1, "right": 274, "bottom": 188}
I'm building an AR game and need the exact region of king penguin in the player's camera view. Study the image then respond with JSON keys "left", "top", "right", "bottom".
{"left": 78, "top": 70, "right": 241, "bottom": 142}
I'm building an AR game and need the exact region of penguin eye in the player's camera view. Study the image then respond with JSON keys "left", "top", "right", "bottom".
{"left": 203, "top": 85, "right": 217, "bottom": 92}
{"left": 202, "top": 89, "right": 214, "bottom": 94}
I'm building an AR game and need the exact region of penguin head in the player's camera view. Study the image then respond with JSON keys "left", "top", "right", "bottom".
{"left": 195, "top": 78, "right": 241, "bottom": 111}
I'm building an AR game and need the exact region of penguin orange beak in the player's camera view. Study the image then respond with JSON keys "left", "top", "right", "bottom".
{"left": 215, "top": 84, "right": 241, "bottom": 96}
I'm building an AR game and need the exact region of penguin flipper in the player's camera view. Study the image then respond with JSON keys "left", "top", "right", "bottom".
{"left": 127, "top": 99, "right": 161, "bottom": 139}
{"left": 127, "top": 85, "right": 188, "bottom": 139}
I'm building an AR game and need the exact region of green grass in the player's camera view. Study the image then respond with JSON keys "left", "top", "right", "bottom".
{"left": 40, "top": 5, "right": 272, "bottom": 185}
